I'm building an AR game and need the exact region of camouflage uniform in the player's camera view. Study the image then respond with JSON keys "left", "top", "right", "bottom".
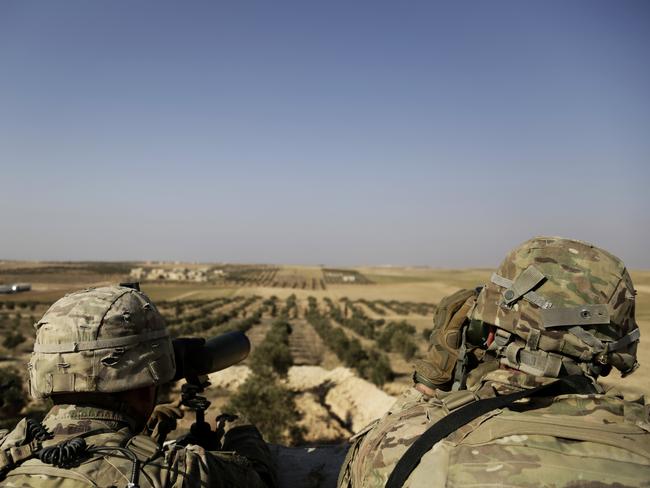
{"left": 339, "top": 237, "right": 650, "bottom": 487}
{"left": 0, "top": 405, "right": 271, "bottom": 487}
{"left": 340, "top": 368, "right": 650, "bottom": 487}
{"left": 0, "top": 286, "right": 275, "bottom": 488}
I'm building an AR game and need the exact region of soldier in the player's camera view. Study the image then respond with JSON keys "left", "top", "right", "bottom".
{"left": 339, "top": 237, "right": 650, "bottom": 487}
{"left": 0, "top": 285, "right": 276, "bottom": 487}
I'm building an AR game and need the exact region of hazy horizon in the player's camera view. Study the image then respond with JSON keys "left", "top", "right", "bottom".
{"left": 2, "top": 252, "right": 649, "bottom": 272}
{"left": 1, "top": 1, "right": 648, "bottom": 268}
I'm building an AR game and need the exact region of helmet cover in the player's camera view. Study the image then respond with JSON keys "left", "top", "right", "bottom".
{"left": 469, "top": 237, "right": 638, "bottom": 377}
{"left": 29, "top": 286, "right": 176, "bottom": 398}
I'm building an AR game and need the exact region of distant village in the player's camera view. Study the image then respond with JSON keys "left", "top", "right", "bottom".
{"left": 323, "top": 270, "right": 359, "bottom": 283}
{"left": 129, "top": 267, "right": 224, "bottom": 282}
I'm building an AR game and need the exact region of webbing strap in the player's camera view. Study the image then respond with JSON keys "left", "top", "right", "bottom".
{"left": 33, "top": 329, "right": 169, "bottom": 353}
{"left": 502, "top": 266, "right": 546, "bottom": 304}
{"left": 569, "top": 326, "right": 605, "bottom": 352}
{"left": 490, "top": 273, "right": 552, "bottom": 309}
{"left": 567, "top": 326, "right": 639, "bottom": 356}
{"left": 385, "top": 375, "right": 592, "bottom": 488}
{"left": 0, "top": 441, "right": 40, "bottom": 474}
{"left": 502, "top": 344, "right": 563, "bottom": 377}
{"left": 608, "top": 328, "right": 640, "bottom": 352}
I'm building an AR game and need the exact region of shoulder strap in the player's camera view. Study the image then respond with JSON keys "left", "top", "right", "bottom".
{"left": 0, "top": 418, "right": 52, "bottom": 478}
{"left": 385, "top": 375, "right": 593, "bottom": 488}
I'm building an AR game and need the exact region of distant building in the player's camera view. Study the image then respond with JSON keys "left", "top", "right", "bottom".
{"left": 128, "top": 267, "right": 208, "bottom": 282}
{"left": 129, "top": 267, "right": 146, "bottom": 280}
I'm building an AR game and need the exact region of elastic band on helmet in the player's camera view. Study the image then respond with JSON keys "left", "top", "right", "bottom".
{"left": 33, "top": 329, "right": 169, "bottom": 354}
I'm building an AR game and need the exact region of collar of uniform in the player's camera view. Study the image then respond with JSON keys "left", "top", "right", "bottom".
{"left": 479, "top": 368, "right": 557, "bottom": 393}
{"left": 43, "top": 404, "right": 138, "bottom": 433}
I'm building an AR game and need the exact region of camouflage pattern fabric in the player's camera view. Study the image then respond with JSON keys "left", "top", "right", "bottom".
{"left": 339, "top": 369, "right": 650, "bottom": 488}
{"left": 470, "top": 236, "right": 639, "bottom": 375}
{"left": 30, "top": 286, "right": 176, "bottom": 398}
{"left": 0, "top": 404, "right": 274, "bottom": 487}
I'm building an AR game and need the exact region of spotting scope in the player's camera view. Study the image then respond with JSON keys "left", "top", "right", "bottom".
{"left": 171, "top": 331, "right": 251, "bottom": 382}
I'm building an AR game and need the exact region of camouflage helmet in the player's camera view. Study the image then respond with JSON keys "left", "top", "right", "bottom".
{"left": 468, "top": 236, "right": 639, "bottom": 378}
{"left": 29, "top": 286, "right": 176, "bottom": 399}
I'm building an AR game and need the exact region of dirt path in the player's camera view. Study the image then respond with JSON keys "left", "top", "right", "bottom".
{"left": 174, "top": 290, "right": 203, "bottom": 300}
{"left": 246, "top": 319, "right": 271, "bottom": 345}
{"left": 289, "top": 319, "right": 340, "bottom": 369}
{"left": 243, "top": 319, "right": 272, "bottom": 364}
{"left": 289, "top": 319, "right": 325, "bottom": 366}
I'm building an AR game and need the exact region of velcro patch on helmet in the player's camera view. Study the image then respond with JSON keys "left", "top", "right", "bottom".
{"left": 541, "top": 305, "right": 610, "bottom": 328}
{"left": 490, "top": 271, "right": 552, "bottom": 309}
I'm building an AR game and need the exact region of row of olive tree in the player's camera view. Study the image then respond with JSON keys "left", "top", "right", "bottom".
{"left": 167, "top": 296, "right": 258, "bottom": 336}
{"left": 323, "top": 297, "right": 385, "bottom": 340}
{"left": 226, "top": 319, "right": 302, "bottom": 444}
{"left": 306, "top": 297, "right": 393, "bottom": 386}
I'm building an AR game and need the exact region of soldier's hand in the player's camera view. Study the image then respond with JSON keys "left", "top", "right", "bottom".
{"left": 414, "top": 288, "right": 478, "bottom": 392}
{"left": 146, "top": 400, "right": 184, "bottom": 445}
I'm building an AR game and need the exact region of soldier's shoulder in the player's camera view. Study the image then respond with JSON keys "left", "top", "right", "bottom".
{"left": 540, "top": 389, "right": 650, "bottom": 426}
{"left": 0, "top": 418, "right": 29, "bottom": 449}
{"left": 340, "top": 387, "right": 449, "bottom": 486}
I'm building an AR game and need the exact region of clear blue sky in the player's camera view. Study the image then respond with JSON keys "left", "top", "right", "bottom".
{"left": 1, "top": 1, "right": 648, "bottom": 267}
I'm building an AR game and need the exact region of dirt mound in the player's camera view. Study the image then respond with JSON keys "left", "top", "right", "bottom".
{"left": 287, "top": 366, "right": 396, "bottom": 433}
{"left": 294, "top": 392, "right": 351, "bottom": 443}
{"left": 208, "top": 365, "right": 396, "bottom": 435}
{"left": 285, "top": 365, "right": 355, "bottom": 389}
{"left": 207, "top": 365, "right": 251, "bottom": 390}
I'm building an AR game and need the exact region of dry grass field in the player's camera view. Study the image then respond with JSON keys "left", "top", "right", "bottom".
{"left": 1, "top": 261, "right": 648, "bottom": 443}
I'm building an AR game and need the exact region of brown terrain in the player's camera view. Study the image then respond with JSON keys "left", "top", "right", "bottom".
{"left": 1, "top": 261, "right": 648, "bottom": 486}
